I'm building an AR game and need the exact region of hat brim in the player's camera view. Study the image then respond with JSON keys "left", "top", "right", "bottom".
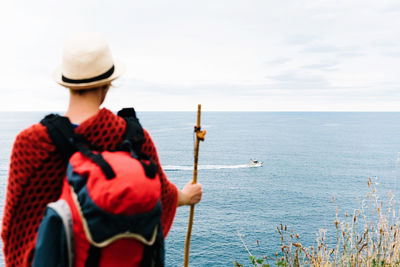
{"left": 53, "top": 60, "right": 125, "bottom": 90}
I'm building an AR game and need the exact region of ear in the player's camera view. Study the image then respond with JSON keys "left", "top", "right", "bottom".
{"left": 100, "top": 84, "right": 111, "bottom": 104}
{"left": 104, "top": 84, "right": 111, "bottom": 95}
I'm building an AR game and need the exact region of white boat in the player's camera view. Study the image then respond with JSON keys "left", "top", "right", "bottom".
{"left": 248, "top": 159, "right": 263, "bottom": 167}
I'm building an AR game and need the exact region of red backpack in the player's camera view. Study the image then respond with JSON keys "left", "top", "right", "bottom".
{"left": 33, "top": 108, "right": 164, "bottom": 267}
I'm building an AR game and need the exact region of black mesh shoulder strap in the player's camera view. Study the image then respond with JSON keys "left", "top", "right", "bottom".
{"left": 40, "top": 114, "right": 116, "bottom": 180}
{"left": 117, "top": 108, "right": 157, "bottom": 178}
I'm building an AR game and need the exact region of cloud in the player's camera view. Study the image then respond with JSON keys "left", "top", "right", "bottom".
{"left": 286, "top": 35, "right": 319, "bottom": 45}
{"left": 381, "top": 4, "right": 400, "bottom": 14}
{"left": 266, "top": 58, "right": 291, "bottom": 66}
{"left": 301, "top": 62, "right": 338, "bottom": 71}
{"left": 301, "top": 44, "right": 364, "bottom": 57}
{"left": 268, "top": 71, "right": 326, "bottom": 83}
{"left": 381, "top": 51, "right": 400, "bottom": 58}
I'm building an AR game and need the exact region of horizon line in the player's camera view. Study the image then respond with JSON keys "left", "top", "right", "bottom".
{"left": 2, "top": 110, "right": 400, "bottom": 113}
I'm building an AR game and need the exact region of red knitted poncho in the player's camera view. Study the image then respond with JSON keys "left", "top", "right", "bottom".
{"left": 1, "top": 108, "right": 178, "bottom": 267}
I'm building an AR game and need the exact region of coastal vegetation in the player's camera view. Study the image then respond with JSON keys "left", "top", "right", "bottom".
{"left": 234, "top": 178, "right": 400, "bottom": 266}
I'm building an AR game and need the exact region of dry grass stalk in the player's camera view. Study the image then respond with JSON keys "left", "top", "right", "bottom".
{"left": 237, "top": 178, "right": 400, "bottom": 266}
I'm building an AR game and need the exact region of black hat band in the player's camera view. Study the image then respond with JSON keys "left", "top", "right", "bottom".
{"left": 62, "top": 65, "right": 115, "bottom": 84}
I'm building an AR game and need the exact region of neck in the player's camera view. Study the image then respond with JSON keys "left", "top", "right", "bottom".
{"left": 65, "top": 88, "right": 105, "bottom": 124}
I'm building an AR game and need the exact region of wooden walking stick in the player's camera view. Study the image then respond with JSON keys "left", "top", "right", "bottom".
{"left": 183, "top": 104, "right": 206, "bottom": 267}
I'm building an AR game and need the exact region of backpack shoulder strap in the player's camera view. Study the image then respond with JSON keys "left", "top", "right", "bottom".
{"left": 117, "top": 107, "right": 144, "bottom": 153}
{"left": 117, "top": 108, "right": 158, "bottom": 178}
{"left": 40, "top": 114, "right": 77, "bottom": 161}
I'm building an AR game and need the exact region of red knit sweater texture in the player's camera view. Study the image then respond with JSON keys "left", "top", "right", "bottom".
{"left": 1, "top": 108, "right": 178, "bottom": 267}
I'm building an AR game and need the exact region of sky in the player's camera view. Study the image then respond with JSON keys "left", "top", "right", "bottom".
{"left": 0, "top": 0, "right": 400, "bottom": 111}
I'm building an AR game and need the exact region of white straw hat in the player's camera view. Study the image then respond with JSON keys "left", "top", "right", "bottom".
{"left": 53, "top": 32, "right": 125, "bottom": 90}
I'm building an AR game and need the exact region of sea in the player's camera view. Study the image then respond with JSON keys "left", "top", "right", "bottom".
{"left": 1, "top": 111, "right": 400, "bottom": 266}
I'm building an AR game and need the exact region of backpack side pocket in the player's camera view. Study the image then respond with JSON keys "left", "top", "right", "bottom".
{"left": 33, "top": 199, "right": 73, "bottom": 267}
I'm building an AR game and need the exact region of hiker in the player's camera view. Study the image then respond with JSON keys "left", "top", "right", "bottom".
{"left": 1, "top": 32, "right": 203, "bottom": 266}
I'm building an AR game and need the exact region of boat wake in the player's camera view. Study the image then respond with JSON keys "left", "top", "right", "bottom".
{"left": 163, "top": 164, "right": 261, "bottom": 171}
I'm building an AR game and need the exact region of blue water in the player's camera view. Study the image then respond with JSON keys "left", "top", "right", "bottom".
{"left": 1, "top": 112, "right": 400, "bottom": 266}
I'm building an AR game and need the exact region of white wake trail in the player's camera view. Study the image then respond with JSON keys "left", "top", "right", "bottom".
{"left": 163, "top": 164, "right": 260, "bottom": 171}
